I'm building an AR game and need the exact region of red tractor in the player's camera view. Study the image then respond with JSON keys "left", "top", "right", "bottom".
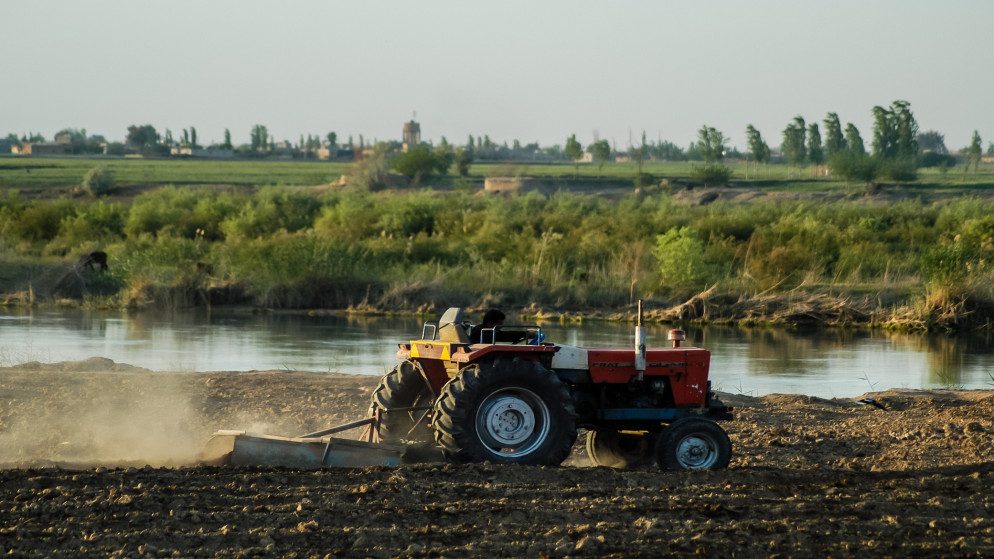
{"left": 369, "top": 305, "right": 733, "bottom": 470}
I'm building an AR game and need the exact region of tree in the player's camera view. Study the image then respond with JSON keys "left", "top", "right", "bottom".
{"left": 251, "top": 124, "right": 268, "bottom": 151}
{"left": 807, "top": 123, "right": 824, "bottom": 165}
{"left": 190, "top": 126, "right": 198, "bottom": 149}
{"left": 892, "top": 100, "right": 918, "bottom": 160}
{"left": 326, "top": 131, "right": 337, "bottom": 148}
{"left": 828, "top": 151, "right": 878, "bottom": 191}
{"left": 870, "top": 101, "right": 919, "bottom": 181}
{"left": 697, "top": 125, "right": 726, "bottom": 164}
{"left": 564, "top": 134, "right": 583, "bottom": 177}
{"left": 126, "top": 124, "right": 159, "bottom": 148}
{"left": 81, "top": 166, "right": 114, "bottom": 196}
{"left": 781, "top": 118, "right": 807, "bottom": 168}
{"left": 871, "top": 105, "right": 897, "bottom": 159}
{"left": 745, "top": 125, "right": 770, "bottom": 178}
{"left": 455, "top": 136, "right": 474, "bottom": 176}
{"left": 917, "top": 130, "right": 947, "bottom": 154}
{"left": 965, "top": 130, "right": 983, "bottom": 174}
{"left": 391, "top": 145, "right": 451, "bottom": 182}
{"left": 918, "top": 130, "right": 951, "bottom": 168}
{"left": 590, "top": 139, "right": 611, "bottom": 177}
{"left": 433, "top": 138, "right": 455, "bottom": 176}
{"left": 823, "top": 113, "right": 846, "bottom": 158}
{"left": 870, "top": 100, "right": 917, "bottom": 161}
{"left": 54, "top": 128, "right": 88, "bottom": 154}
{"left": 223, "top": 129, "right": 233, "bottom": 150}
{"left": 845, "top": 123, "right": 865, "bottom": 155}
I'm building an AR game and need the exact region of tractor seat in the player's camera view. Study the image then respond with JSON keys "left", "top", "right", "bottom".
{"left": 438, "top": 307, "right": 470, "bottom": 344}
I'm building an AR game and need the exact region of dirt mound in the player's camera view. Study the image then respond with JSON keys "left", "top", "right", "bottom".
{"left": 2, "top": 360, "right": 993, "bottom": 556}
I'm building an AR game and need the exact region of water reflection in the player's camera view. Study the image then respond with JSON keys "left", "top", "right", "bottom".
{"left": 2, "top": 309, "right": 993, "bottom": 398}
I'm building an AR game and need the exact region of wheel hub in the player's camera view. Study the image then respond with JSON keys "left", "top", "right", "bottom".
{"left": 676, "top": 435, "right": 715, "bottom": 468}
{"left": 482, "top": 396, "right": 535, "bottom": 445}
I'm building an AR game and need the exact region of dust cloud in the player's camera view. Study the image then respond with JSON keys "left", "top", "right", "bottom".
{"left": 0, "top": 359, "right": 208, "bottom": 467}
{"left": 0, "top": 358, "right": 379, "bottom": 469}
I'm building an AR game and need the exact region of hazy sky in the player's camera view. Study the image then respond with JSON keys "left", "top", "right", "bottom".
{"left": 3, "top": 1, "right": 992, "bottom": 151}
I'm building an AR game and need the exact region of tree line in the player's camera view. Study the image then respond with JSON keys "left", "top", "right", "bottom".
{"left": 6, "top": 101, "right": 990, "bottom": 181}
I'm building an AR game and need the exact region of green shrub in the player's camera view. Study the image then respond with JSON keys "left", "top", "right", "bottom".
{"left": 689, "top": 164, "right": 732, "bottom": 186}
{"left": 6, "top": 199, "right": 76, "bottom": 243}
{"left": 878, "top": 158, "right": 918, "bottom": 182}
{"left": 221, "top": 185, "right": 320, "bottom": 238}
{"left": 828, "top": 151, "right": 878, "bottom": 185}
{"left": 50, "top": 201, "right": 127, "bottom": 253}
{"left": 391, "top": 145, "right": 451, "bottom": 180}
{"left": 126, "top": 186, "right": 241, "bottom": 240}
{"left": 920, "top": 152, "right": 956, "bottom": 168}
{"left": 653, "top": 227, "right": 724, "bottom": 290}
{"left": 633, "top": 172, "right": 655, "bottom": 187}
{"left": 81, "top": 166, "right": 114, "bottom": 196}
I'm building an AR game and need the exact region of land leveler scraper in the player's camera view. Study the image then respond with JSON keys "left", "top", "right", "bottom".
{"left": 203, "top": 303, "right": 733, "bottom": 470}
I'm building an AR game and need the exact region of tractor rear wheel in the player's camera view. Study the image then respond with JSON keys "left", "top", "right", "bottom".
{"left": 655, "top": 417, "right": 731, "bottom": 470}
{"left": 370, "top": 360, "right": 434, "bottom": 443}
{"left": 432, "top": 357, "right": 577, "bottom": 466}
{"left": 586, "top": 430, "right": 655, "bottom": 469}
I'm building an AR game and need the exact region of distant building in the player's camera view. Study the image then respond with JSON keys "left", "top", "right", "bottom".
{"left": 170, "top": 146, "right": 234, "bottom": 159}
{"left": 272, "top": 140, "right": 294, "bottom": 154}
{"left": 0, "top": 139, "right": 13, "bottom": 154}
{"left": 402, "top": 120, "right": 421, "bottom": 152}
{"left": 316, "top": 145, "right": 355, "bottom": 161}
{"left": 11, "top": 142, "right": 71, "bottom": 156}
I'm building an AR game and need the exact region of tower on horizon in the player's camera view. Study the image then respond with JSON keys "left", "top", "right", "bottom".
{"left": 402, "top": 119, "right": 421, "bottom": 152}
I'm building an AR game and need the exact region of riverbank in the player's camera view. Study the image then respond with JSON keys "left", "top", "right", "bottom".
{"left": 2, "top": 360, "right": 993, "bottom": 556}
{"left": 5, "top": 183, "right": 994, "bottom": 332}
{"left": 5, "top": 281, "right": 990, "bottom": 333}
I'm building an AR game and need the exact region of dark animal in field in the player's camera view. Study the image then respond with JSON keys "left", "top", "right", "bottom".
{"left": 77, "top": 251, "right": 108, "bottom": 271}
{"left": 195, "top": 262, "right": 214, "bottom": 276}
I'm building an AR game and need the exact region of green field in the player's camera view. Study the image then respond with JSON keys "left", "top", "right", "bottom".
{"left": 0, "top": 157, "right": 351, "bottom": 190}
{"left": 2, "top": 155, "right": 992, "bottom": 193}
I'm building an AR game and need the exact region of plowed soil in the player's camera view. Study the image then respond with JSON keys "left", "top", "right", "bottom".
{"left": 2, "top": 358, "right": 994, "bottom": 557}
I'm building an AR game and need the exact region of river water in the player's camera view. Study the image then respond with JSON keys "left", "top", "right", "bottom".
{"left": 2, "top": 309, "right": 993, "bottom": 398}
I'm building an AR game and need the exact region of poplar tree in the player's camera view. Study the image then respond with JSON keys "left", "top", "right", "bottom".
{"left": 823, "top": 113, "right": 846, "bottom": 157}
{"left": 845, "top": 124, "right": 865, "bottom": 155}
{"left": 892, "top": 100, "right": 919, "bottom": 160}
{"left": 251, "top": 124, "right": 268, "bottom": 150}
{"left": 807, "top": 123, "right": 824, "bottom": 165}
{"left": 564, "top": 134, "right": 583, "bottom": 177}
{"left": 697, "top": 125, "right": 726, "bottom": 163}
{"left": 781, "top": 117, "right": 807, "bottom": 168}
{"left": 745, "top": 125, "right": 770, "bottom": 179}
{"left": 966, "top": 130, "right": 983, "bottom": 173}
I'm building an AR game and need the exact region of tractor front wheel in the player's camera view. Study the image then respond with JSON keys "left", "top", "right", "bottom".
{"left": 432, "top": 357, "right": 577, "bottom": 466}
{"left": 655, "top": 417, "right": 731, "bottom": 470}
{"left": 369, "top": 360, "right": 434, "bottom": 443}
{"left": 586, "top": 429, "right": 655, "bottom": 469}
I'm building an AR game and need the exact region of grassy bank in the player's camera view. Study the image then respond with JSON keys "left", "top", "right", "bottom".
{"left": 3, "top": 167, "right": 994, "bottom": 330}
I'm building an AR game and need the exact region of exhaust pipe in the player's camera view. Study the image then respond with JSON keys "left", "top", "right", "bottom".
{"left": 635, "top": 300, "right": 646, "bottom": 381}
